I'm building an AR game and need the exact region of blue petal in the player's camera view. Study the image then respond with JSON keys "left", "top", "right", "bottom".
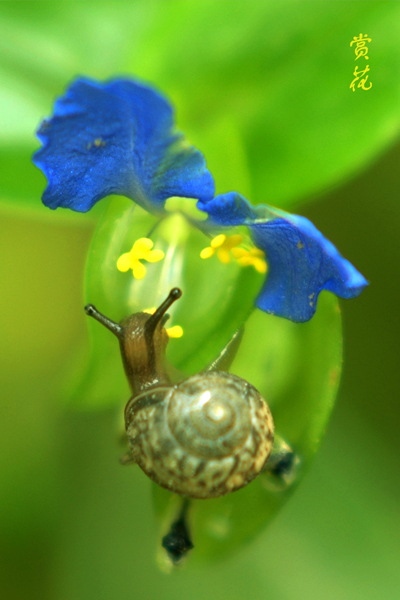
{"left": 198, "top": 192, "right": 368, "bottom": 322}
{"left": 33, "top": 77, "right": 215, "bottom": 213}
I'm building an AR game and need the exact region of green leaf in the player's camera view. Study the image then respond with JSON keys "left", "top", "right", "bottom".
{"left": 154, "top": 1, "right": 400, "bottom": 209}
{"left": 154, "top": 291, "right": 342, "bottom": 562}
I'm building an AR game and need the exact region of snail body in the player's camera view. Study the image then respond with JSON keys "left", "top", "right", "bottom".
{"left": 85, "top": 288, "right": 274, "bottom": 499}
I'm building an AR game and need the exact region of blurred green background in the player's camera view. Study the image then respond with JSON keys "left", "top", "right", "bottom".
{"left": 1, "top": 1, "right": 399, "bottom": 599}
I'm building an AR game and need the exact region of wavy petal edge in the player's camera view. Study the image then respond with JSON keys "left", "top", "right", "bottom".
{"left": 197, "top": 192, "right": 368, "bottom": 322}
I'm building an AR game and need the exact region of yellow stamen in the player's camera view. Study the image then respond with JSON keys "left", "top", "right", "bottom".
{"left": 132, "top": 262, "right": 146, "bottom": 280}
{"left": 116, "top": 253, "right": 133, "bottom": 272}
{"left": 231, "top": 247, "right": 245, "bottom": 258}
{"left": 223, "top": 234, "right": 243, "bottom": 249}
{"left": 200, "top": 247, "right": 215, "bottom": 259}
{"left": 201, "top": 234, "right": 266, "bottom": 273}
{"left": 200, "top": 234, "right": 243, "bottom": 263}
{"left": 235, "top": 248, "right": 267, "bottom": 273}
{"left": 217, "top": 249, "right": 231, "bottom": 264}
{"left": 252, "top": 257, "right": 267, "bottom": 274}
{"left": 117, "top": 238, "right": 165, "bottom": 280}
{"left": 144, "top": 249, "right": 164, "bottom": 263}
{"left": 166, "top": 326, "right": 184, "bottom": 338}
{"left": 211, "top": 234, "right": 227, "bottom": 248}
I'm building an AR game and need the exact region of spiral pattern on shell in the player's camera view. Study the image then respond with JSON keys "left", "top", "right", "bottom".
{"left": 125, "top": 371, "right": 274, "bottom": 499}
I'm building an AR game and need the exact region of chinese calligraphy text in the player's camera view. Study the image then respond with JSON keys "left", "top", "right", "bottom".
{"left": 350, "top": 34, "right": 372, "bottom": 91}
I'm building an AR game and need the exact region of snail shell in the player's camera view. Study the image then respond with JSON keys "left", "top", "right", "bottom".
{"left": 125, "top": 370, "right": 274, "bottom": 499}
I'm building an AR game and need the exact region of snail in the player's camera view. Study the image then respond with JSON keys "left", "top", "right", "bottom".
{"left": 84, "top": 288, "right": 275, "bottom": 500}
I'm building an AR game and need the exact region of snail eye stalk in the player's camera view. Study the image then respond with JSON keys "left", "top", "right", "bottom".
{"left": 145, "top": 288, "right": 182, "bottom": 341}
{"left": 84, "top": 304, "right": 122, "bottom": 338}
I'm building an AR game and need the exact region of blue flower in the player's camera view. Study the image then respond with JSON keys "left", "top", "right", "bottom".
{"left": 33, "top": 76, "right": 368, "bottom": 322}
{"left": 198, "top": 192, "right": 368, "bottom": 321}
{"left": 33, "top": 78, "right": 214, "bottom": 214}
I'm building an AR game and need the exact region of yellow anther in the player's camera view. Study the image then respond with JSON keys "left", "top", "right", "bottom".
{"left": 201, "top": 234, "right": 266, "bottom": 273}
{"left": 131, "top": 262, "right": 146, "bottom": 279}
{"left": 117, "top": 238, "right": 165, "bottom": 280}
{"left": 166, "top": 326, "right": 184, "bottom": 338}
{"left": 217, "top": 249, "right": 231, "bottom": 264}
{"left": 116, "top": 253, "right": 133, "bottom": 272}
{"left": 210, "top": 234, "right": 227, "bottom": 249}
{"left": 200, "top": 234, "right": 243, "bottom": 264}
{"left": 253, "top": 258, "right": 267, "bottom": 273}
{"left": 200, "top": 246, "right": 215, "bottom": 259}
{"left": 231, "top": 247, "right": 245, "bottom": 259}
{"left": 231, "top": 247, "right": 267, "bottom": 273}
{"left": 222, "top": 234, "right": 243, "bottom": 249}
